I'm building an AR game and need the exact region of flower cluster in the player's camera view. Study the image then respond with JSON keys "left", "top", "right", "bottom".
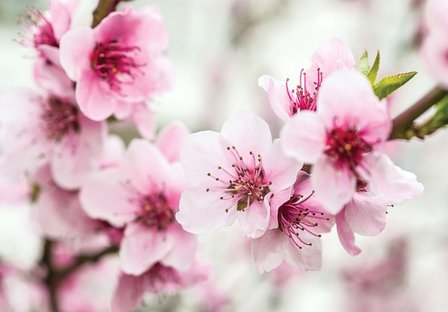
{"left": 0, "top": 0, "right": 431, "bottom": 311}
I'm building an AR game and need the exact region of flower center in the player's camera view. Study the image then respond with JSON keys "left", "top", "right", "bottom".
{"left": 206, "top": 146, "right": 271, "bottom": 212}
{"left": 137, "top": 193, "right": 175, "bottom": 231}
{"left": 324, "top": 127, "right": 372, "bottom": 171}
{"left": 286, "top": 68, "right": 323, "bottom": 115}
{"left": 40, "top": 96, "right": 80, "bottom": 142}
{"left": 91, "top": 40, "right": 143, "bottom": 92}
{"left": 27, "top": 9, "right": 58, "bottom": 48}
{"left": 278, "top": 192, "right": 329, "bottom": 249}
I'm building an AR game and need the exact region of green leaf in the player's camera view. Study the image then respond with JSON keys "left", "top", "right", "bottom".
{"left": 417, "top": 95, "right": 448, "bottom": 137}
{"left": 373, "top": 71, "right": 417, "bottom": 100}
{"left": 367, "top": 50, "right": 380, "bottom": 84}
{"left": 355, "top": 50, "right": 370, "bottom": 75}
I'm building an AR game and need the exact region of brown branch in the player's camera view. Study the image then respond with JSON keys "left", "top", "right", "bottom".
{"left": 92, "top": 0, "right": 133, "bottom": 28}
{"left": 389, "top": 86, "right": 448, "bottom": 140}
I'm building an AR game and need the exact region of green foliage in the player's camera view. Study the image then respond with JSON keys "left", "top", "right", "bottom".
{"left": 414, "top": 95, "right": 448, "bottom": 138}
{"left": 373, "top": 72, "right": 417, "bottom": 100}
{"left": 367, "top": 50, "right": 380, "bottom": 84}
{"left": 355, "top": 50, "right": 370, "bottom": 75}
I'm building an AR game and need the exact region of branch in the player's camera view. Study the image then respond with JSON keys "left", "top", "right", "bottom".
{"left": 389, "top": 86, "right": 448, "bottom": 140}
{"left": 92, "top": 0, "right": 132, "bottom": 28}
{"left": 41, "top": 240, "right": 59, "bottom": 312}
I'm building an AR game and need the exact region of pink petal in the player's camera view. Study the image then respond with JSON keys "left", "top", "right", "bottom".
{"left": 262, "top": 140, "right": 300, "bottom": 193}
{"left": 368, "top": 154, "right": 424, "bottom": 204}
{"left": 221, "top": 111, "right": 273, "bottom": 157}
{"left": 267, "top": 188, "right": 293, "bottom": 229}
{"left": 312, "top": 157, "right": 356, "bottom": 214}
{"left": 51, "top": 116, "right": 106, "bottom": 190}
{"left": 281, "top": 111, "right": 326, "bottom": 163}
{"left": 49, "top": 0, "right": 74, "bottom": 41}
{"left": 336, "top": 212, "right": 361, "bottom": 256}
{"left": 120, "top": 222, "right": 174, "bottom": 275}
{"left": 258, "top": 75, "right": 291, "bottom": 121}
{"left": 251, "top": 230, "right": 287, "bottom": 272}
{"left": 112, "top": 273, "right": 145, "bottom": 312}
{"left": 34, "top": 56, "right": 73, "bottom": 98}
{"left": 176, "top": 183, "right": 238, "bottom": 234}
{"left": 59, "top": 27, "right": 94, "bottom": 80}
{"left": 285, "top": 232, "right": 322, "bottom": 270}
{"left": 161, "top": 225, "right": 197, "bottom": 271}
{"left": 79, "top": 168, "right": 138, "bottom": 227}
{"left": 425, "top": 0, "right": 448, "bottom": 32}
{"left": 237, "top": 195, "right": 271, "bottom": 238}
{"left": 180, "top": 131, "right": 232, "bottom": 186}
{"left": 344, "top": 192, "right": 387, "bottom": 236}
{"left": 156, "top": 121, "right": 190, "bottom": 163}
{"left": 124, "top": 139, "right": 174, "bottom": 194}
{"left": 76, "top": 71, "right": 117, "bottom": 121}
{"left": 132, "top": 103, "right": 156, "bottom": 139}
{"left": 310, "top": 38, "right": 355, "bottom": 77}
{"left": 317, "top": 69, "right": 391, "bottom": 144}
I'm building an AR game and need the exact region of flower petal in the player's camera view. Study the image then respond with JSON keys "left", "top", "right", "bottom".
{"left": 281, "top": 111, "right": 326, "bottom": 164}
{"left": 336, "top": 212, "right": 361, "bottom": 256}
{"left": 258, "top": 75, "right": 291, "bottom": 121}
{"left": 156, "top": 121, "right": 190, "bottom": 163}
{"left": 251, "top": 230, "right": 287, "bottom": 272}
{"left": 310, "top": 38, "right": 355, "bottom": 77}
{"left": 111, "top": 273, "right": 144, "bottom": 312}
{"left": 312, "top": 157, "right": 356, "bottom": 214}
{"left": 237, "top": 195, "right": 271, "bottom": 238}
{"left": 161, "top": 225, "right": 197, "bottom": 271}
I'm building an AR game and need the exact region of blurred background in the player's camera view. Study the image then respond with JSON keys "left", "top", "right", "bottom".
{"left": 0, "top": 0, "right": 447, "bottom": 311}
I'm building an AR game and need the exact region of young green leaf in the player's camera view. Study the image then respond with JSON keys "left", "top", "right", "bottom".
{"left": 373, "top": 71, "right": 417, "bottom": 100}
{"left": 355, "top": 50, "right": 370, "bottom": 75}
{"left": 367, "top": 50, "right": 380, "bottom": 85}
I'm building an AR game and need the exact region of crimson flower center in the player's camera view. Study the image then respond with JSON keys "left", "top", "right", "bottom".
{"left": 286, "top": 68, "right": 323, "bottom": 115}
{"left": 137, "top": 194, "right": 175, "bottom": 231}
{"left": 91, "top": 40, "right": 143, "bottom": 91}
{"left": 324, "top": 127, "right": 372, "bottom": 171}
{"left": 40, "top": 96, "right": 80, "bottom": 141}
{"left": 27, "top": 9, "right": 58, "bottom": 48}
{"left": 278, "top": 193, "right": 329, "bottom": 249}
{"left": 206, "top": 146, "right": 271, "bottom": 212}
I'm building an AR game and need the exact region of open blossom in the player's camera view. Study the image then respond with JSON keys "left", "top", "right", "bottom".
{"left": 252, "top": 172, "right": 333, "bottom": 272}
{"left": 0, "top": 89, "right": 106, "bottom": 190}
{"left": 281, "top": 69, "right": 423, "bottom": 213}
{"left": 112, "top": 261, "right": 210, "bottom": 312}
{"left": 258, "top": 38, "right": 355, "bottom": 120}
{"left": 177, "top": 111, "right": 300, "bottom": 238}
{"left": 60, "top": 6, "right": 171, "bottom": 121}
{"left": 336, "top": 160, "right": 423, "bottom": 256}
{"left": 422, "top": 0, "right": 448, "bottom": 88}
{"left": 80, "top": 139, "right": 197, "bottom": 275}
{"left": 22, "top": 0, "right": 78, "bottom": 52}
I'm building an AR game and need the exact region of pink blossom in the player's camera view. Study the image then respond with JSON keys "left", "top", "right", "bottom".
{"left": 422, "top": 0, "right": 448, "bottom": 88}
{"left": 281, "top": 69, "right": 423, "bottom": 213}
{"left": 0, "top": 89, "right": 106, "bottom": 190}
{"left": 112, "top": 261, "right": 210, "bottom": 312}
{"left": 258, "top": 39, "right": 355, "bottom": 121}
{"left": 60, "top": 6, "right": 171, "bottom": 121}
{"left": 251, "top": 173, "right": 333, "bottom": 272}
{"left": 177, "top": 111, "right": 300, "bottom": 238}
{"left": 80, "top": 139, "right": 197, "bottom": 275}
{"left": 156, "top": 121, "right": 190, "bottom": 163}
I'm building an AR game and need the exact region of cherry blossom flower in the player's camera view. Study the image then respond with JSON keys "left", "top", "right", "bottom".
{"left": 80, "top": 139, "right": 197, "bottom": 275}
{"left": 422, "top": 0, "right": 448, "bottom": 88}
{"left": 177, "top": 111, "right": 300, "bottom": 238}
{"left": 60, "top": 6, "right": 171, "bottom": 121}
{"left": 281, "top": 69, "right": 422, "bottom": 213}
{"left": 0, "top": 89, "right": 106, "bottom": 190}
{"left": 258, "top": 39, "right": 355, "bottom": 121}
{"left": 252, "top": 172, "right": 333, "bottom": 272}
{"left": 112, "top": 261, "right": 210, "bottom": 312}
{"left": 21, "top": 0, "right": 78, "bottom": 52}
{"left": 156, "top": 121, "right": 190, "bottom": 163}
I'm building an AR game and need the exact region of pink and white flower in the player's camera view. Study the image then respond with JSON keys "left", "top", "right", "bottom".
{"left": 60, "top": 6, "right": 171, "bottom": 121}
{"left": 0, "top": 89, "right": 106, "bottom": 190}
{"left": 177, "top": 111, "right": 300, "bottom": 238}
{"left": 112, "top": 261, "right": 210, "bottom": 312}
{"left": 252, "top": 173, "right": 333, "bottom": 272}
{"left": 422, "top": 0, "right": 448, "bottom": 88}
{"left": 80, "top": 139, "right": 197, "bottom": 275}
{"left": 281, "top": 69, "right": 422, "bottom": 213}
{"left": 258, "top": 39, "right": 355, "bottom": 121}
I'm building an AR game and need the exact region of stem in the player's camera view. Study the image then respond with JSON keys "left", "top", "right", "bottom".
{"left": 389, "top": 86, "right": 448, "bottom": 140}
{"left": 92, "top": 0, "right": 130, "bottom": 27}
